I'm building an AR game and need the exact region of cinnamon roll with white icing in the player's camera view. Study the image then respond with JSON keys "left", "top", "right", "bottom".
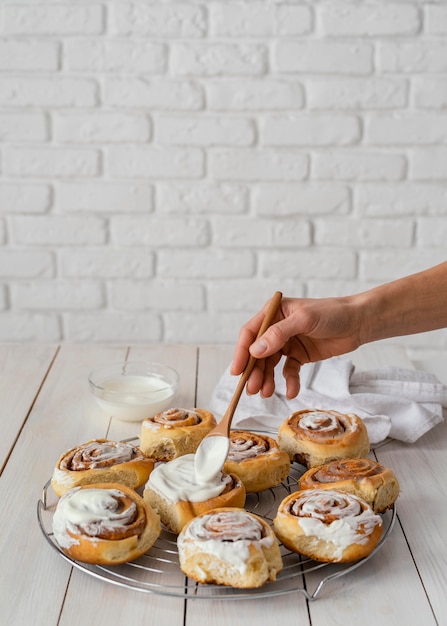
{"left": 139, "top": 407, "right": 216, "bottom": 461}
{"left": 274, "top": 488, "right": 382, "bottom": 563}
{"left": 51, "top": 439, "right": 155, "bottom": 497}
{"left": 278, "top": 409, "right": 370, "bottom": 469}
{"left": 223, "top": 430, "right": 290, "bottom": 492}
{"left": 143, "top": 454, "right": 246, "bottom": 534}
{"left": 52, "top": 483, "right": 161, "bottom": 564}
{"left": 178, "top": 507, "right": 283, "bottom": 588}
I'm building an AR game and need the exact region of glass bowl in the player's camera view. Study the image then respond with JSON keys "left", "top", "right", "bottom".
{"left": 88, "top": 361, "right": 179, "bottom": 422}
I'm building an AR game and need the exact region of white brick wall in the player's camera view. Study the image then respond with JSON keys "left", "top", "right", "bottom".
{"left": 1, "top": 0, "right": 446, "bottom": 358}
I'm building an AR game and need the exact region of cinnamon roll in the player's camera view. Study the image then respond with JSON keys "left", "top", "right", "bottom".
{"left": 52, "top": 483, "right": 161, "bottom": 565}
{"left": 178, "top": 507, "right": 283, "bottom": 588}
{"left": 139, "top": 407, "right": 216, "bottom": 461}
{"left": 143, "top": 454, "right": 246, "bottom": 534}
{"left": 278, "top": 409, "right": 370, "bottom": 469}
{"left": 223, "top": 430, "right": 290, "bottom": 493}
{"left": 51, "top": 439, "right": 155, "bottom": 497}
{"left": 274, "top": 488, "right": 383, "bottom": 563}
{"left": 298, "top": 458, "right": 400, "bottom": 513}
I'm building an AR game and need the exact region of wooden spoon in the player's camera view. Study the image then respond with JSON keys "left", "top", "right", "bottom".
{"left": 194, "top": 291, "right": 283, "bottom": 482}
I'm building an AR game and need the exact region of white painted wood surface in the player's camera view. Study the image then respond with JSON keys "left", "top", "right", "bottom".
{"left": 0, "top": 343, "right": 446, "bottom": 626}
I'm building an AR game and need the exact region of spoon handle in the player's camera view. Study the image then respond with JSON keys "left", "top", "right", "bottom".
{"left": 215, "top": 290, "right": 283, "bottom": 436}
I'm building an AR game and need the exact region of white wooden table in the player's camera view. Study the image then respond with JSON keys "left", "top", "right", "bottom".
{"left": 1, "top": 343, "right": 446, "bottom": 626}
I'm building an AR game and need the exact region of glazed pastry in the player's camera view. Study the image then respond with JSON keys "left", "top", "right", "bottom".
{"left": 298, "top": 458, "right": 400, "bottom": 513}
{"left": 52, "top": 483, "right": 161, "bottom": 565}
{"left": 139, "top": 408, "right": 216, "bottom": 461}
{"left": 178, "top": 507, "right": 283, "bottom": 588}
{"left": 277, "top": 409, "right": 370, "bottom": 469}
{"left": 274, "top": 488, "right": 383, "bottom": 563}
{"left": 51, "top": 439, "right": 155, "bottom": 497}
{"left": 223, "top": 430, "right": 290, "bottom": 493}
{"left": 143, "top": 454, "right": 246, "bottom": 534}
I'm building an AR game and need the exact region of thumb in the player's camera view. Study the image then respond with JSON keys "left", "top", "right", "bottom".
{"left": 249, "top": 320, "right": 294, "bottom": 358}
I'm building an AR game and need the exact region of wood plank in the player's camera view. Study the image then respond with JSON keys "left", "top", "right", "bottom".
{"left": 0, "top": 343, "right": 58, "bottom": 472}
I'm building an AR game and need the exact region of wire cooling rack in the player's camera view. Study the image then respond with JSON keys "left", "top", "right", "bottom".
{"left": 37, "top": 461, "right": 396, "bottom": 601}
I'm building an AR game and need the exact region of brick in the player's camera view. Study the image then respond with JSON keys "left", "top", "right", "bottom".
{"left": 2, "top": 5, "right": 104, "bottom": 35}
{"left": 163, "top": 311, "right": 250, "bottom": 343}
{"left": 111, "top": 4, "right": 206, "bottom": 37}
{"left": 60, "top": 248, "right": 155, "bottom": 278}
{"left": 12, "top": 280, "right": 104, "bottom": 310}
{"left": 210, "top": 3, "right": 275, "bottom": 36}
{"left": 252, "top": 183, "right": 350, "bottom": 216}
{"left": 109, "top": 281, "right": 204, "bottom": 310}
{"left": 409, "top": 148, "right": 447, "bottom": 180}
{"left": 171, "top": 43, "right": 267, "bottom": 76}
{"left": 53, "top": 112, "right": 151, "bottom": 143}
{"left": 212, "top": 217, "right": 311, "bottom": 247}
{"left": 366, "top": 113, "right": 447, "bottom": 145}
{"left": 273, "top": 41, "right": 372, "bottom": 75}
{"left": 413, "top": 78, "right": 447, "bottom": 108}
{"left": 64, "top": 311, "right": 162, "bottom": 342}
{"left": 156, "top": 116, "right": 255, "bottom": 146}
{"left": 0, "top": 113, "right": 48, "bottom": 142}
{"left": 260, "top": 249, "right": 357, "bottom": 279}
{"left": 378, "top": 41, "right": 447, "bottom": 73}
{"left": 276, "top": 5, "right": 313, "bottom": 35}
{"left": 356, "top": 184, "right": 447, "bottom": 216}
{"left": 360, "top": 251, "right": 447, "bottom": 282}
{"left": 110, "top": 216, "right": 209, "bottom": 247}
{"left": 0, "top": 184, "right": 51, "bottom": 213}
{"left": 12, "top": 215, "right": 106, "bottom": 245}
{"left": 0, "top": 249, "right": 54, "bottom": 278}
{"left": 206, "top": 78, "right": 304, "bottom": 111}
{"left": 262, "top": 115, "right": 360, "bottom": 146}
{"left": 66, "top": 40, "right": 166, "bottom": 73}
{"left": 318, "top": 4, "right": 420, "bottom": 36}
{"left": 313, "top": 151, "right": 406, "bottom": 181}
{"left": 0, "top": 312, "right": 60, "bottom": 341}
{"left": 307, "top": 78, "right": 408, "bottom": 110}
{"left": 417, "top": 218, "right": 447, "bottom": 247}
{"left": 56, "top": 182, "right": 153, "bottom": 213}
{"left": 0, "top": 77, "right": 97, "bottom": 107}
{"left": 107, "top": 146, "right": 204, "bottom": 179}
{"left": 314, "top": 217, "right": 414, "bottom": 248}
{"left": 157, "top": 250, "right": 255, "bottom": 278}
{"left": 5, "top": 147, "right": 100, "bottom": 178}
{"left": 105, "top": 78, "right": 204, "bottom": 110}
{"left": 0, "top": 40, "right": 59, "bottom": 71}
{"left": 157, "top": 182, "right": 248, "bottom": 214}
{"left": 207, "top": 279, "right": 305, "bottom": 312}
{"left": 209, "top": 149, "right": 308, "bottom": 180}
{"left": 426, "top": 6, "right": 447, "bottom": 34}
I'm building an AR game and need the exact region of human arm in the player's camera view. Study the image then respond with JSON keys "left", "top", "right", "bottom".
{"left": 231, "top": 261, "right": 447, "bottom": 399}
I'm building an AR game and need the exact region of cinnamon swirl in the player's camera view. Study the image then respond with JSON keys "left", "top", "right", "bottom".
{"left": 223, "top": 430, "right": 290, "bottom": 493}
{"left": 139, "top": 407, "right": 216, "bottom": 461}
{"left": 178, "top": 507, "right": 283, "bottom": 588}
{"left": 51, "top": 439, "right": 155, "bottom": 497}
{"left": 298, "top": 458, "right": 400, "bottom": 513}
{"left": 274, "top": 488, "right": 383, "bottom": 563}
{"left": 278, "top": 409, "right": 370, "bottom": 469}
{"left": 52, "top": 483, "right": 161, "bottom": 565}
{"left": 143, "top": 454, "right": 246, "bottom": 534}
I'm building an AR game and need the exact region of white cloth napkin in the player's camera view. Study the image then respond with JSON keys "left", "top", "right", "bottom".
{"left": 208, "top": 356, "right": 447, "bottom": 444}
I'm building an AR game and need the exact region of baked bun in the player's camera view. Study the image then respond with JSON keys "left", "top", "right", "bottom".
{"left": 274, "top": 488, "right": 382, "bottom": 563}
{"left": 139, "top": 408, "right": 216, "bottom": 461}
{"left": 223, "top": 430, "right": 290, "bottom": 493}
{"left": 298, "top": 458, "right": 400, "bottom": 513}
{"left": 52, "top": 483, "right": 161, "bottom": 565}
{"left": 178, "top": 507, "right": 283, "bottom": 588}
{"left": 143, "top": 454, "right": 246, "bottom": 534}
{"left": 51, "top": 439, "right": 155, "bottom": 497}
{"left": 278, "top": 409, "right": 370, "bottom": 469}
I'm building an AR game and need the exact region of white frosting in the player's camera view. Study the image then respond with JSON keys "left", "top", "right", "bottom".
{"left": 178, "top": 510, "right": 273, "bottom": 574}
{"left": 52, "top": 487, "right": 136, "bottom": 550}
{"left": 146, "top": 454, "right": 231, "bottom": 503}
{"left": 52, "top": 467, "right": 76, "bottom": 488}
